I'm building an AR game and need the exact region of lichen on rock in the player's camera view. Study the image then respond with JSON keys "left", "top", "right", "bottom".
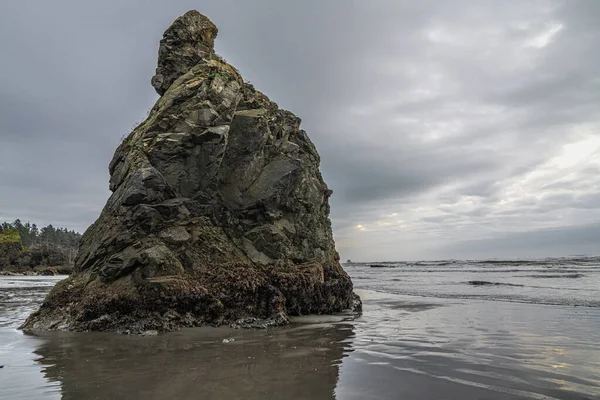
{"left": 22, "top": 10, "right": 360, "bottom": 333}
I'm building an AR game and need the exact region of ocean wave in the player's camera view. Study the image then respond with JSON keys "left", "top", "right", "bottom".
{"left": 523, "top": 274, "right": 585, "bottom": 279}
{"left": 367, "top": 288, "right": 600, "bottom": 308}
{"left": 351, "top": 256, "right": 600, "bottom": 268}
{"left": 467, "top": 281, "right": 524, "bottom": 287}
{"left": 361, "top": 268, "right": 598, "bottom": 274}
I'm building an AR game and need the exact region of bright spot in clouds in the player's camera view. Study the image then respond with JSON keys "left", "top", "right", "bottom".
{"left": 525, "top": 22, "right": 564, "bottom": 48}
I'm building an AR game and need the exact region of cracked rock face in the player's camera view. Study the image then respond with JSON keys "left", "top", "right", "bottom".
{"left": 22, "top": 10, "right": 360, "bottom": 333}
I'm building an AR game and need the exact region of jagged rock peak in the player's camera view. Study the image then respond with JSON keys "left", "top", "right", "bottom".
{"left": 151, "top": 10, "right": 219, "bottom": 95}
{"left": 21, "top": 10, "right": 360, "bottom": 334}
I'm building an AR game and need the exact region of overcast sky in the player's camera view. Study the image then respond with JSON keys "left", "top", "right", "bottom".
{"left": 1, "top": 0, "right": 599, "bottom": 261}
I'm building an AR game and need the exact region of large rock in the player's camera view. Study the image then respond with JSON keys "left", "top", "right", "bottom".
{"left": 22, "top": 10, "right": 360, "bottom": 333}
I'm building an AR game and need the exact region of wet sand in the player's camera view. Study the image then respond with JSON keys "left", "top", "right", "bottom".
{"left": 1, "top": 277, "right": 600, "bottom": 399}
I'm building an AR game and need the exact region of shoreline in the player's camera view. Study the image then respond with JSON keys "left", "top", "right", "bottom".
{"left": 1, "top": 280, "right": 599, "bottom": 399}
{"left": 0, "top": 270, "right": 71, "bottom": 277}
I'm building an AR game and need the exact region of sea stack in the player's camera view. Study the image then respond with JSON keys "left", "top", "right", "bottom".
{"left": 22, "top": 11, "right": 360, "bottom": 333}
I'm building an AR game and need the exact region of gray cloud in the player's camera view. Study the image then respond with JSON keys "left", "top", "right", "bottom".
{"left": 445, "top": 222, "right": 600, "bottom": 259}
{"left": 1, "top": 0, "right": 599, "bottom": 260}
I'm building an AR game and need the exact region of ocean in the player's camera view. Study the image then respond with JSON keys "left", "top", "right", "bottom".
{"left": 349, "top": 256, "right": 600, "bottom": 308}
{"left": 1, "top": 257, "right": 599, "bottom": 399}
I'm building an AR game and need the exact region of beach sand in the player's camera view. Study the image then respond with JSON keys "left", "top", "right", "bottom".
{"left": 1, "top": 282, "right": 598, "bottom": 399}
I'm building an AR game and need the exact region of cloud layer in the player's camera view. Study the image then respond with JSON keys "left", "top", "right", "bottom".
{"left": 1, "top": 0, "right": 598, "bottom": 260}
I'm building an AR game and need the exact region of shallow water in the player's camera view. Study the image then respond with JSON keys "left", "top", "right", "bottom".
{"left": 350, "top": 256, "right": 600, "bottom": 307}
{"left": 1, "top": 257, "right": 600, "bottom": 399}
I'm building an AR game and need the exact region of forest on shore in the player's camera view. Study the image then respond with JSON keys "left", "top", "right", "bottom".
{"left": 0, "top": 219, "right": 82, "bottom": 274}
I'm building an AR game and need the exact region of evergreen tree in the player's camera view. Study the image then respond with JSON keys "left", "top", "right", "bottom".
{"left": 1, "top": 220, "right": 82, "bottom": 249}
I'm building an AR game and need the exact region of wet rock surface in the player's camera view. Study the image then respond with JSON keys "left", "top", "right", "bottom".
{"left": 22, "top": 10, "right": 359, "bottom": 333}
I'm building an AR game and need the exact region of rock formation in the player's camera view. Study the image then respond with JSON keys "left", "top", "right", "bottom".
{"left": 22, "top": 10, "right": 359, "bottom": 333}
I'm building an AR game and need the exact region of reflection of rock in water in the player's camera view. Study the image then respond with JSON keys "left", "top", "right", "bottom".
{"left": 32, "top": 323, "right": 354, "bottom": 400}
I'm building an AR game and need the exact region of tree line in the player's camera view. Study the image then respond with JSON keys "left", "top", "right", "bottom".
{"left": 0, "top": 219, "right": 82, "bottom": 249}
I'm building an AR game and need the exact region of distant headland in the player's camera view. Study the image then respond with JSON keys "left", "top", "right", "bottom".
{"left": 0, "top": 219, "right": 81, "bottom": 275}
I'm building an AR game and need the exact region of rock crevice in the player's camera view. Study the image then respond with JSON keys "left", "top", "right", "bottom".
{"left": 22, "top": 10, "right": 360, "bottom": 333}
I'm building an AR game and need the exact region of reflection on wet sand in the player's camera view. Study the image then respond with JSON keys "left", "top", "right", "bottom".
{"left": 5, "top": 282, "right": 600, "bottom": 400}
{"left": 336, "top": 291, "right": 600, "bottom": 400}
{"left": 31, "top": 321, "right": 355, "bottom": 400}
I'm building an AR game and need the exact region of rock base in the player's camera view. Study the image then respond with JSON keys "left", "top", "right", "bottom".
{"left": 21, "top": 262, "right": 359, "bottom": 333}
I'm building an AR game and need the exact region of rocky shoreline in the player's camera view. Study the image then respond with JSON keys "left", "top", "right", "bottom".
{"left": 0, "top": 266, "right": 72, "bottom": 276}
